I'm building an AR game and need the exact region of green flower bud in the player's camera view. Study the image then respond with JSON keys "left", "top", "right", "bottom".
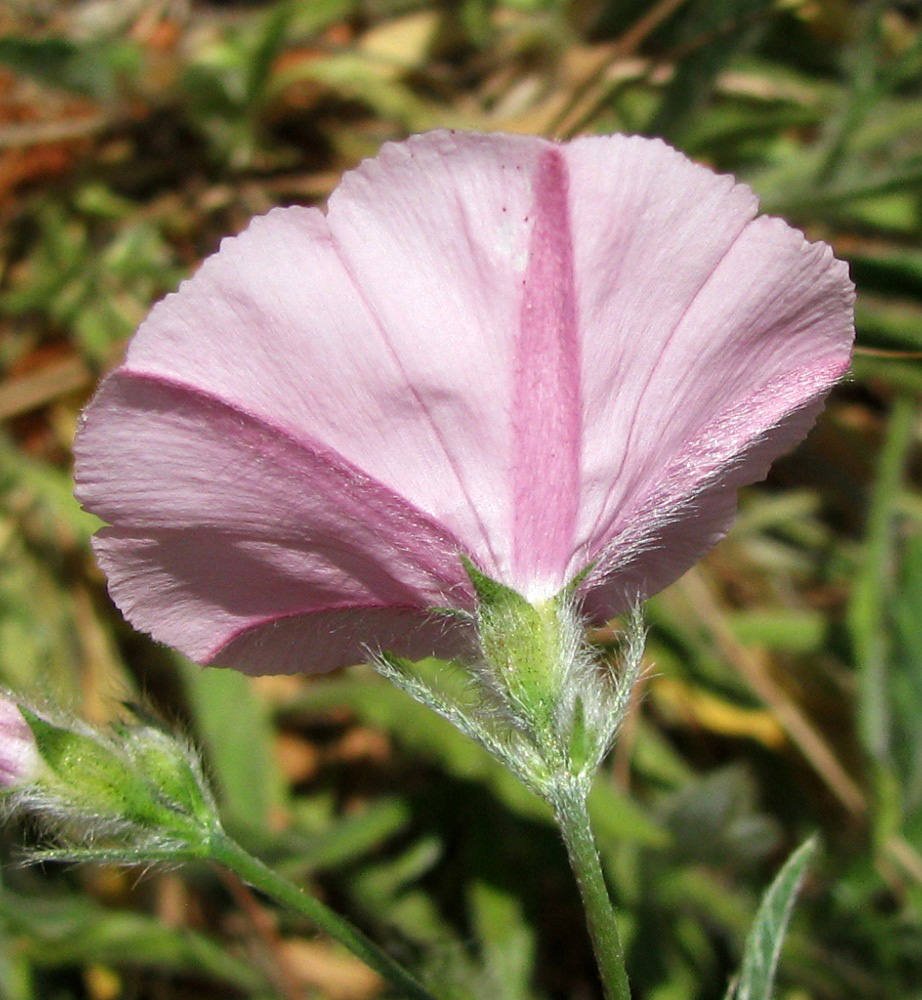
{"left": 1, "top": 700, "right": 220, "bottom": 858}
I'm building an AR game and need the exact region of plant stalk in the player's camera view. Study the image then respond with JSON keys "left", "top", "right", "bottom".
{"left": 555, "top": 787, "right": 631, "bottom": 1000}
{"left": 208, "top": 830, "right": 438, "bottom": 1000}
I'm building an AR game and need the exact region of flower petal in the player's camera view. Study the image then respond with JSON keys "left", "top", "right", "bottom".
{"left": 578, "top": 356, "right": 847, "bottom": 622}
{"left": 119, "top": 132, "right": 565, "bottom": 590}
{"left": 327, "top": 130, "right": 568, "bottom": 587}
{"left": 75, "top": 371, "right": 472, "bottom": 672}
{"left": 560, "top": 136, "right": 854, "bottom": 608}
{"left": 75, "top": 130, "right": 856, "bottom": 672}
{"left": 0, "top": 696, "right": 39, "bottom": 787}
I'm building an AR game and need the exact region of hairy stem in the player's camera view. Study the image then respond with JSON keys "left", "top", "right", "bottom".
{"left": 554, "top": 786, "right": 631, "bottom": 1000}
{"left": 208, "top": 830, "right": 438, "bottom": 1000}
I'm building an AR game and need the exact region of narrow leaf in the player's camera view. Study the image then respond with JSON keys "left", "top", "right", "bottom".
{"left": 729, "top": 835, "right": 818, "bottom": 1000}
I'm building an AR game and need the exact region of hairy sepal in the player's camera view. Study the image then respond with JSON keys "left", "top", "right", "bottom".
{"left": 375, "top": 562, "right": 646, "bottom": 803}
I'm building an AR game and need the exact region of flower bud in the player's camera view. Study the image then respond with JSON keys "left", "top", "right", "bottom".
{"left": 1, "top": 696, "right": 220, "bottom": 859}
{"left": 0, "top": 696, "right": 41, "bottom": 788}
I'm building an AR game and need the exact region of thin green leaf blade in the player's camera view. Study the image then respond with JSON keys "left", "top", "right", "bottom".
{"left": 731, "top": 835, "right": 818, "bottom": 1000}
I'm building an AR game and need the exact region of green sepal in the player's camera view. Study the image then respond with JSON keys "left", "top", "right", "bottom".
{"left": 568, "top": 697, "right": 592, "bottom": 775}
{"left": 377, "top": 650, "right": 413, "bottom": 674}
{"left": 461, "top": 556, "right": 563, "bottom": 739}
{"left": 115, "top": 703, "right": 215, "bottom": 824}
{"left": 123, "top": 723, "right": 216, "bottom": 826}
{"left": 562, "top": 562, "right": 595, "bottom": 596}
{"left": 461, "top": 555, "right": 529, "bottom": 610}
{"left": 20, "top": 708, "right": 170, "bottom": 826}
{"left": 427, "top": 606, "right": 473, "bottom": 621}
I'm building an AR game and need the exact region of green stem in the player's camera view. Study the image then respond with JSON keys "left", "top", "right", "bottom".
{"left": 554, "top": 787, "right": 631, "bottom": 1000}
{"left": 208, "top": 830, "right": 438, "bottom": 1000}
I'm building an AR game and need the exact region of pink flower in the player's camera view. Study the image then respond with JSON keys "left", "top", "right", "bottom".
{"left": 0, "top": 696, "right": 40, "bottom": 787}
{"left": 74, "top": 131, "right": 854, "bottom": 675}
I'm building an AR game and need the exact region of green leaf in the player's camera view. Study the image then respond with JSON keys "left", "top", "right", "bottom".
{"left": 245, "top": 2, "right": 296, "bottom": 106}
{"left": 856, "top": 298, "right": 922, "bottom": 354}
{"left": 348, "top": 836, "right": 450, "bottom": 944}
{"left": 0, "top": 887, "right": 263, "bottom": 992}
{"left": 281, "top": 797, "right": 411, "bottom": 875}
{"left": 728, "top": 836, "right": 818, "bottom": 1000}
{"left": 0, "top": 938, "right": 32, "bottom": 1000}
{"left": 647, "top": 0, "right": 775, "bottom": 143}
{"left": 296, "top": 52, "right": 469, "bottom": 132}
{"left": 0, "top": 35, "right": 139, "bottom": 101}
{"left": 848, "top": 396, "right": 916, "bottom": 760}
{"left": 725, "top": 609, "right": 827, "bottom": 653}
{"left": 663, "top": 767, "right": 781, "bottom": 868}
{"left": 891, "top": 534, "right": 922, "bottom": 808}
{"left": 290, "top": 0, "right": 357, "bottom": 35}
{"left": 468, "top": 879, "right": 536, "bottom": 1000}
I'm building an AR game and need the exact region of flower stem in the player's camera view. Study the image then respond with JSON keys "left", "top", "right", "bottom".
{"left": 554, "top": 787, "right": 631, "bottom": 1000}
{"left": 207, "top": 830, "right": 438, "bottom": 1000}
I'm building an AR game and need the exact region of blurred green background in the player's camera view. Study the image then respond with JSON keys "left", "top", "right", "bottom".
{"left": 1, "top": 1, "right": 921, "bottom": 998}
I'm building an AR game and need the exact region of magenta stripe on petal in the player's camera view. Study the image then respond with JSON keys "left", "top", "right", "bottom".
{"left": 75, "top": 369, "right": 476, "bottom": 669}
{"left": 512, "top": 149, "right": 581, "bottom": 593}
